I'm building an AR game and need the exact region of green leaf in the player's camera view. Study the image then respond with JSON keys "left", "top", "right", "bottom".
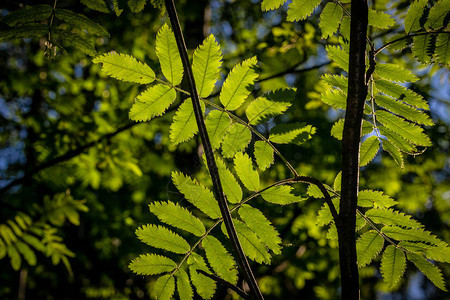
{"left": 405, "top": 0, "right": 428, "bottom": 33}
{"left": 407, "top": 252, "right": 447, "bottom": 291}
{"left": 333, "top": 171, "right": 342, "bottom": 192}
{"left": 2, "top": 5, "right": 53, "bottom": 26}
{"left": 331, "top": 119, "right": 373, "bottom": 140}
{"left": 128, "top": 0, "right": 147, "bottom": 12}
{"left": 412, "top": 34, "right": 434, "bottom": 64}
{"left": 368, "top": 9, "right": 395, "bottom": 29}
{"left": 287, "top": 0, "right": 322, "bottom": 22}
{"left": 175, "top": 269, "right": 193, "bottom": 300}
{"left": 129, "top": 84, "right": 176, "bottom": 122}
{"left": 376, "top": 111, "right": 431, "bottom": 147}
{"left": 382, "top": 226, "right": 446, "bottom": 246}
{"left": 136, "top": 224, "right": 190, "bottom": 254}
{"left": 222, "top": 220, "right": 271, "bottom": 264}
{"left": 7, "top": 245, "right": 21, "bottom": 271}
{"left": 205, "top": 110, "right": 232, "bottom": 150}
{"left": 319, "top": 2, "right": 342, "bottom": 38}
{"left": 15, "top": 241, "right": 37, "bottom": 266}
{"left": 81, "top": 0, "right": 109, "bottom": 13}
{"left": 215, "top": 156, "right": 242, "bottom": 204}
{"left": 356, "top": 231, "right": 384, "bottom": 268}
{"left": 53, "top": 29, "right": 97, "bottom": 56}
{"left": 154, "top": 274, "right": 176, "bottom": 300}
{"left": 321, "top": 74, "right": 348, "bottom": 90}
{"left": 239, "top": 204, "right": 282, "bottom": 254}
{"left": 156, "top": 24, "right": 184, "bottom": 85}
{"left": 425, "top": 0, "right": 450, "bottom": 29}
{"left": 316, "top": 198, "right": 339, "bottom": 226}
{"left": 129, "top": 254, "right": 177, "bottom": 275}
{"left": 375, "top": 79, "right": 428, "bottom": 109}
{"left": 149, "top": 201, "right": 206, "bottom": 236}
{"left": 382, "top": 139, "right": 404, "bottom": 168}
{"left": 270, "top": 122, "right": 316, "bottom": 145}
{"left": 262, "top": 0, "right": 286, "bottom": 11}
{"left": 0, "top": 24, "right": 48, "bottom": 42}
{"left": 435, "top": 33, "right": 450, "bottom": 65}
{"left": 234, "top": 152, "right": 260, "bottom": 191}
{"left": 366, "top": 208, "right": 422, "bottom": 228}
{"left": 358, "top": 190, "right": 397, "bottom": 208}
{"left": 93, "top": 52, "right": 155, "bottom": 84}
{"left": 172, "top": 171, "right": 221, "bottom": 219}
{"left": 220, "top": 57, "right": 258, "bottom": 110}
{"left": 253, "top": 141, "right": 274, "bottom": 171}
{"left": 246, "top": 88, "right": 295, "bottom": 125}
{"left": 202, "top": 236, "right": 238, "bottom": 284}
{"left": 326, "top": 45, "right": 349, "bottom": 72}
{"left": 221, "top": 123, "right": 252, "bottom": 158}
{"left": 188, "top": 253, "right": 216, "bottom": 300}
{"left": 261, "top": 185, "right": 304, "bottom": 205}
{"left": 54, "top": 9, "right": 109, "bottom": 37}
{"left": 375, "top": 63, "right": 419, "bottom": 83}
{"left": 386, "top": 34, "right": 413, "bottom": 51}
{"left": 340, "top": 16, "right": 351, "bottom": 41}
{"left": 360, "top": 136, "right": 380, "bottom": 167}
{"left": 192, "top": 35, "right": 223, "bottom": 97}
{"left": 379, "top": 126, "right": 417, "bottom": 154}
{"left": 170, "top": 98, "right": 204, "bottom": 145}
{"left": 375, "top": 95, "right": 433, "bottom": 126}
{"left": 380, "top": 245, "right": 406, "bottom": 290}
{"left": 399, "top": 241, "right": 450, "bottom": 263}
{"left": 321, "top": 89, "right": 347, "bottom": 109}
{"left": 22, "top": 234, "right": 45, "bottom": 252}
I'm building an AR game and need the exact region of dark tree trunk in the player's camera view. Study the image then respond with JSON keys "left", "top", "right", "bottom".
{"left": 338, "top": 0, "right": 368, "bottom": 299}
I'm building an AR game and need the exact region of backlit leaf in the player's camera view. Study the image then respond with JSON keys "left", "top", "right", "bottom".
{"left": 170, "top": 98, "right": 204, "bottom": 145}
{"left": 202, "top": 236, "right": 238, "bottom": 284}
{"left": 205, "top": 110, "right": 232, "bottom": 150}
{"left": 261, "top": 185, "right": 304, "bottom": 205}
{"left": 234, "top": 152, "right": 260, "bottom": 191}
{"left": 380, "top": 245, "right": 406, "bottom": 290}
{"left": 136, "top": 224, "right": 190, "bottom": 254}
{"left": 154, "top": 274, "right": 175, "bottom": 300}
{"left": 356, "top": 231, "right": 384, "bottom": 268}
{"left": 319, "top": 2, "right": 342, "bottom": 38}
{"left": 129, "top": 84, "right": 176, "bottom": 122}
{"left": 129, "top": 254, "right": 177, "bottom": 275}
{"left": 270, "top": 122, "right": 316, "bottom": 145}
{"left": 221, "top": 123, "right": 252, "bottom": 158}
{"left": 360, "top": 136, "right": 380, "bottom": 167}
{"left": 405, "top": 0, "right": 428, "bottom": 33}
{"left": 253, "top": 141, "right": 274, "bottom": 171}
{"left": 287, "top": 0, "right": 321, "bottom": 22}
{"left": 246, "top": 89, "right": 295, "bottom": 125}
{"left": 156, "top": 24, "right": 184, "bottom": 85}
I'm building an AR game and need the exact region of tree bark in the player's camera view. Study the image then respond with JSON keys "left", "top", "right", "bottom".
{"left": 338, "top": 0, "right": 368, "bottom": 299}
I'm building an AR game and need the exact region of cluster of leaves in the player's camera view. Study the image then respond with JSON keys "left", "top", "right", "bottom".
{"left": 0, "top": 191, "right": 88, "bottom": 275}
{"left": 314, "top": 172, "right": 449, "bottom": 290}
{"left": 92, "top": 4, "right": 449, "bottom": 294}
{"left": 94, "top": 23, "right": 314, "bottom": 299}
{"left": 0, "top": 1, "right": 110, "bottom": 56}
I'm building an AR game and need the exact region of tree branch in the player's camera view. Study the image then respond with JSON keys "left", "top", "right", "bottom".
{"left": 197, "top": 270, "right": 250, "bottom": 299}
{"left": 0, "top": 122, "right": 137, "bottom": 197}
{"left": 338, "top": 0, "right": 368, "bottom": 299}
{"left": 164, "top": 0, "right": 263, "bottom": 299}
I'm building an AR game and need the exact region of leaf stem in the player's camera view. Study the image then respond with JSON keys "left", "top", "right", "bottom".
{"left": 164, "top": 1, "right": 263, "bottom": 298}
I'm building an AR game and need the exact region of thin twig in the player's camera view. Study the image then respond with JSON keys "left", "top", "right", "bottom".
{"left": 197, "top": 270, "right": 250, "bottom": 299}
{"left": 164, "top": 0, "right": 263, "bottom": 298}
